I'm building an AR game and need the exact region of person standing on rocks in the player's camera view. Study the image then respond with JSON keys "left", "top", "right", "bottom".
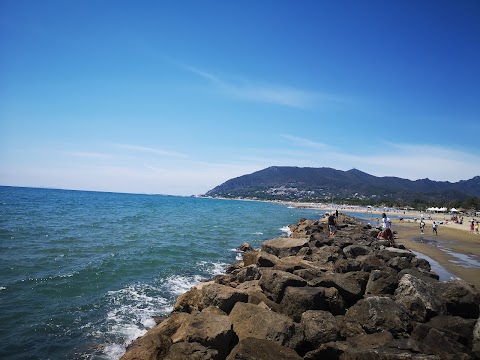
{"left": 328, "top": 213, "right": 337, "bottom": 236}
{"left": 381, "top": 213, "right": 394, "bottom": 245}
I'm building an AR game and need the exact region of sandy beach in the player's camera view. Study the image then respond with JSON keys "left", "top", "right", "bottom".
{"left": 391, "top": 218, "right": 480, "bottom": 288}
{"left": 282, "top": 201, "right": 480, "bottom": 288}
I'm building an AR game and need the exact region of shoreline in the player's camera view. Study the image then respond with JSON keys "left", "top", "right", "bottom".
{"left": 120, "top": 213, "right": 480, "bottom": 359}
{"left": 278, "top": 200, "right": 480, "bottom": 287}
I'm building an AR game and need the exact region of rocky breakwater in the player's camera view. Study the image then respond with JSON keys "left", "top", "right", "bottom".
{"left": 121, "top": 215, "right": 480, "bottom": 360}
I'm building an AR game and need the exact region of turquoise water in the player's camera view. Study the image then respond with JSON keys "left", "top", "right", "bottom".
{"left": 0, "top": 186, "right": 322, "bottom": 360}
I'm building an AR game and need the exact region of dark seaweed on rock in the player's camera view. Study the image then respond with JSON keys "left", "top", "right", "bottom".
{"left": 121, "top": 215, "right": 480, "bottom": 360}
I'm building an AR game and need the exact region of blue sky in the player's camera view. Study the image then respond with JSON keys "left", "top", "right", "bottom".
{"left": 1, "top": 1, "right": 479, "bottom": 195}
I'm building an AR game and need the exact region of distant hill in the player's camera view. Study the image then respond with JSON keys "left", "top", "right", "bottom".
{"left": 205, "top": 166, "right": 480, "bottom": 205}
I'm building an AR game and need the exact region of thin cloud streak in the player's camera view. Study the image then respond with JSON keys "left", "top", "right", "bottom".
{"left": 112, "top": 143, "right": 188, "bottom": 158}
{"left": 180, "top": 64, "right": 343, "bottom": 109}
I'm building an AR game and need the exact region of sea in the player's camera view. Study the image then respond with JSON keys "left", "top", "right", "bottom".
{"left": 0, "top": 186, "right": 332, "bottom": 360}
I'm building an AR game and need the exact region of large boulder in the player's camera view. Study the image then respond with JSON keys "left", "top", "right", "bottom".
{"left": 201, "top": 283, "right": 248, "bottom": 314}
{"left": 258, "top": 269, "right": 307, "bottom": 303}
{"left": 409, "top": 322, "right": 474, "bottom": 359}
{"left": 301, "top": 310, "right": 339, "bottom": 350}
{"left": 473, "top": 317, "right": 480, "bottom": 358}
{"left": 436, "top": 279, "right": 480, "bottom": 319}
{"left": 261, "top": 237, "right": 309, "bottom": 258}
{"left": 226, "top": 337, "right": 302, "bottom": 360}
{"left": 171, "top": 307, "right": 233, "bottom": 359}
{"left": 343, "top": 244, "right": 372, "bottom": 259}
{"left": 309, "top": 271, "right": 369, "bottom": 307}
{"left": 394, "top": 274, "right": 444, "bottom": 322}
{"left": 163, "top": 342, "right": 218, "bottom": 360}
{"left": 279, "top": 286, "right": 329, "bottom": 321}
{"left": 345, "top": 296, "right": 412, "bottom": 337}
{"left": 365, "top": 268, "right": 398, "bottom": 296}
{"left": 229, "top": 302, "right": 303, "bottom": 350}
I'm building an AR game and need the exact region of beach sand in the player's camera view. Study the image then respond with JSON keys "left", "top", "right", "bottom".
{"left": 392, "top": 219, "right": 480, "bottom": 288}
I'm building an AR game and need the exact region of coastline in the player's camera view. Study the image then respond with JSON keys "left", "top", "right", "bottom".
{"left": 120, "top": 213, "right": 480, "bottom": 359}
{"left": 279, "top": 201, "right": 480, "bottom": 287}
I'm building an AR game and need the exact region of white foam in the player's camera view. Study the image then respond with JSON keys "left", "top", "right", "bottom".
{"left": 279, "top": 226, "right": 292, "bottom": 236}
{"left": 103, "top": 283, "right": 170, "bottom": 359}
{"left": 252, "top": 231, "right": 264, "bottom": 235}
{"left": 236, "top": 253, "right": 243, "bottom": 261}
{"left": 0, "top": 286, "right": 5, "bottom": 291}
{"left": 164, "top": 274, "right": 204, "bottom": 295}
{"left": 197, "top": 260, "right": 228, "bottom": 277}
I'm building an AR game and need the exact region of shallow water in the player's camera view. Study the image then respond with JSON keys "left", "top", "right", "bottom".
{"left": 410, "top": 250, "right": 457, "bottom": 281}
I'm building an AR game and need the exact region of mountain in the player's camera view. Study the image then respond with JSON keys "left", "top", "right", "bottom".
{"left": 205, "top": 166, "right": 480, "bottom": 204}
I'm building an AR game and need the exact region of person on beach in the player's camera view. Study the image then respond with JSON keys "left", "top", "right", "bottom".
{"left": 335, "top": 209, "right": 339, "bottom": 218}
{"left": 475, "top": 221, "right": 479, "bottom": 235}
{"left": 420, "top": 220, "right": 425, "bottom": 234}
{"left": 470, "top": 220, "right": 475, "bottom": 234}
{"left": 382, "top": 213, "right": 391, "bottom": 231}
{"left": 328, "top": 213, "right": 337, "bottom": 236}
{"left": 432, "top": 221, "right": 438, "bottom": 235}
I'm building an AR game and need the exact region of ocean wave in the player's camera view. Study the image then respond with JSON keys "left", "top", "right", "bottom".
{"left": 103, "top": 283, "right": 170, "bottom": 359}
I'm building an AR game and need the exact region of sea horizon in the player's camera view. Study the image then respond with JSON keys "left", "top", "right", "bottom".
{"left": 0, "top": 186, "right": 328, "bottom": 359}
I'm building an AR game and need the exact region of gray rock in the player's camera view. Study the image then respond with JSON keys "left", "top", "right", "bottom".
{"left": 343, "top": 244, "right": 372, "bottom": 258}
{"left": 201, "top": 283, "right": 248, "bottom": 314}
{"left": 345, "top": 296, "right": 412, "bottom": 337}
{"left": 121, "top": 312, "right": 191, "bottom": 360}
{"left": 163, "top": 342, "right": 218, "bottom": 360}
{"left": 365, "top": 268, "right": 398, "bottom": 296}
{"left": 226, "top": 337, "right": 302, "bottom": 360}
{"left": 394, "top": 274, "right": 444, "bottom": 322}
{"left": 279, "top": 286, "right": 329, "bottom": 321}
{"left": 437, "top": 279, "right": 480, "bottom": 319}
{"left": 171, "top": 306, "right": 233, "bottom": 359}
{"left": 427, "top": 315, "right": 476, "bottom": 348}
{"left": 309, "top": 271, "right": 369, "bottom": 307}
{"left": 258, "top": 269, "right": 307, "bottom": 303}
{"left": 301, "top": 310, "right": 339, "bottom": 350}
{"left": 261, "top": 237, "right": 309, "bottom": 258}
{"left": 229, "top": 302, "right": 303, "bottom": 350}
{"left": 409, "top": 323, "right": 474, "bottom": 359}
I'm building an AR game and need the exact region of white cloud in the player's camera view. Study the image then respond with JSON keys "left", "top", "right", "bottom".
{"left": 180, "top": 64, "right": 343, "bottom": 109}
{"left": 279, "top": 135, "right": 480, "bottom": 182}
{"left": 112, "top": 143, "right": 187, "bottom": 158}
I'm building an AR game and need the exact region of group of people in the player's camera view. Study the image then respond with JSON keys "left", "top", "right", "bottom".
{"left": 419, "top": 219, "right": 438, "bottom": 235}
